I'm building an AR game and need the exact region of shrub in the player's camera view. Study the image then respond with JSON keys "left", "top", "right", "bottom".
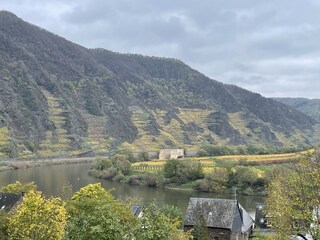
{"left": 144, "top": 173, "right": 158, "bottom": 187}
{"left": 193, "top": 179, "right": 209, "bottom": 192}
{"left": 101, "top": 167, "right": 117, "bottom": 179}
{"left": 128, "top": 175, "right": 144, "bottom": 185}
{"left": 112, "top": 171, "right": 124, "bottom": 182}
{"left": 163, "top": 159, "right": 179, "bottom": 178}
{"left": 196, "top": 149, "right": 208, "bottom": 157}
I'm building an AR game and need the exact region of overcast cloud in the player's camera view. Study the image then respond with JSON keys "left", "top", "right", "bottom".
{"left": 1, "top": 0, "right": 319, "bottom": 98}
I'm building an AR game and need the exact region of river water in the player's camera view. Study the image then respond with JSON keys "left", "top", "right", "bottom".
{"left": 0, "top": 163, "right": 264, "bottom": 216}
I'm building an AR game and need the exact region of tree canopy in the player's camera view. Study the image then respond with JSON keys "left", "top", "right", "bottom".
{"left": 0, "top": 182, "right": 191, "bottom": 239}
{"left": 0, "top": 181, "right": 37, "bottom": 194}
{"left": 8, "top": 190, "right": 67, "bottom": 240}
{"left": 65, "top": 183, "right": 137, "bottom": 240}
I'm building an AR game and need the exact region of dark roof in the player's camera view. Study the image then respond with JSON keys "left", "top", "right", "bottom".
{"left": 184, "top": 198, "right": 254, "bottom": 233}
{"left": 131, "top": 205, "right": 143, "bottom": 216}
{"left": 0, "top": 192, "right": 23, "bottom": 212}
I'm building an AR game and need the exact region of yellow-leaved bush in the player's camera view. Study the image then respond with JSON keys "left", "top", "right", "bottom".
{"left": 8, "top": 190, "right": 68, "bottom": 240}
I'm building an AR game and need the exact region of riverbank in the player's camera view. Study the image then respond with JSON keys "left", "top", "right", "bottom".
{"left": 0, "top": 157, "right": 95, "bottom": 171}
{"left": 88, "top": 167, "right": 267, "bottom": 196}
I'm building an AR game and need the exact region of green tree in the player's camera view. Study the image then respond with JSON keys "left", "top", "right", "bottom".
{"left": 192, "top": 211, "right": 210, "bottom": 240}
{"left": 176, "top": 160, "right": 204, "bottom": 183}
{"left": 134, "top": 202, "right": 182, "bottom": 240}
{"left": 231, "top": 166, "right": 264, "bottom": 191}
{"left": 160, "top": 204, "right": 183, "bottom": 227}
{"left": 163, "top": 159, "right": 179, "bottom": 178}
{"left": 65, "top": 183, "right": 137, "bottom": 240}
{"left": 265, "top": 151, "right": 320, "bottom": 239}
{"left": 7, "top": 190, "right": 67, "bottom": 240}
{"left": 94, "top": 158, "right": 112, "bottom": 171}
{"left": 206, "top": 167, "right": 228, "bottom": 192}
{"left": 194, "top": 167, "right": 229, "bottom": 192}
{"left": 114, "top": 158, "right": 131, "bottom": 175}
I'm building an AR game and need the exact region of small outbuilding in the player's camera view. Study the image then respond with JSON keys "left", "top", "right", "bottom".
{"left": 159, "top": 149, "right": 184, "bottom": 160}
{"left": 184, "top": 198, "right": 254, "bottom": 240}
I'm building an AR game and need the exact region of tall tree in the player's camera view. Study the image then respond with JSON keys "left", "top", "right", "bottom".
{"left": 265, "top": 150, "right": 320, "bottom": 239}
{"left": 65, "top": 183, "right": 137, "bottom": 240}
{"left": 7, "top": 190, "right": 67, "bottom": 240}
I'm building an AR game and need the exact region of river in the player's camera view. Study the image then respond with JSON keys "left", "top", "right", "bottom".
{"left": 0, "top": 163, "right": 264, "bottom": 216}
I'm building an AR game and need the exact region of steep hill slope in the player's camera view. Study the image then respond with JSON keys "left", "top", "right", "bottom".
{"left": 0, "top": 11, "right": 317, "bottom": 158}
{"left": 273, "top": 98, "right": 320, "bottom": 122}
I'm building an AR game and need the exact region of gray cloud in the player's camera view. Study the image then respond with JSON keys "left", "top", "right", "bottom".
{"left": 1, "top": 0, "right": 319, "bottom": 98}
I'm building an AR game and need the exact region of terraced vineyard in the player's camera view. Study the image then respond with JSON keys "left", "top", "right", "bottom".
{"left": 38, "top": 90, "right": 71, "bottom": 157}
{"left": 126, "top": 107, "right": 161, "bottom": 152}
{"left": 125, "top": 108, "right": 220, "bottom": 152}
{"left": 81, "top": 113, "right": 112, "bottom": 153}
{"left": 131, "top": 151, "right": 305, "bottom": 174}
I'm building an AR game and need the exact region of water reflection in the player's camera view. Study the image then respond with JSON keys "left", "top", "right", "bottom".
{"left": 0, "top": 163, "right": 264, "bottom": 216}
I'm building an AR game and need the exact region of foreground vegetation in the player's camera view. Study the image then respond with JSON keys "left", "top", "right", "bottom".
{"left": 265, "top": 149, "right": 320, "bottom": 239}
{"left": 89, "top": 148, "right": 308, "bottom": 195}
{"left": 0, "top": 182, "right": 192, "bottom": 240}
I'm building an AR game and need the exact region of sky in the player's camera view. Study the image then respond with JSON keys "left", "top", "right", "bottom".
{"left": 1, "top": 0, "right": 320, "bottom": 99}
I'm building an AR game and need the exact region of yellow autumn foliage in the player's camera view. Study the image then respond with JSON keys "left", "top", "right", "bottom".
{"left": 8, "top": 190, "right": 68, "bottom": 240}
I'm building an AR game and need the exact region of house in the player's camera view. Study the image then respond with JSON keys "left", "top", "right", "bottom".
{"left": 131, "top": 205, "right": 143, "bottom": 218}
{"left": 159, "top": 149, "right": 184, "bottom": 160}
{"left": 184, "top": 198, "right": 254, "bottom": 240}
{"left": 0, "top": 192, "right": 23, "bottom": 212}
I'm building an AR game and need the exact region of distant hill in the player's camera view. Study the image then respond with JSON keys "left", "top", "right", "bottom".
{"left": 0, "top": 11, "right": 318, "bottom": 158}
{"left": 273, "top": 98, "right": 320, "bottom": 122}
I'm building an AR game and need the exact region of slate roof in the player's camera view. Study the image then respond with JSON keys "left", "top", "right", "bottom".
{"left": 0, "top": 192, "right": 23, "bottom": 212}
{"left": 131, "top": 205, "right": 143, "bottom": 216}
{"left": 184, "top": 198, "right": 254, "bottom": 233}
{"left": 240, "top": 204, "right": 255, "bottom": 232}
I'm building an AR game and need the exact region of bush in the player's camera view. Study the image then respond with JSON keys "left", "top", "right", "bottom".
{"left": 230, "top": 166, "right": 266, "bottom": 191}
{"left": 193, "top": 168, "right": 228, "bottom": 192}
{"left": 144, "top": 173, "right": 158, "bottom": 187}
{"left": 94, "top": 159, "right": 112, "bottom": 170}
{"left": 163, "top": 159, "right": 179, "bottom": 178}
{"left": 163, "top": 160, "right": 205, "bottom": 185}
{"left": 112, "top": 171, "right": 124, "bottom": 182}
{"left": 193, "top": 179, "right": 209, "bottom": 192}
{"left": 115, "top": 159, "right": 131, "bottom": 175}
{"left": 196, "top": 149, "right": 208, "bottom": 157}
{"left": 128, "top": 175, "right": 144, "bottom": 185}
{"left": 200, "top": 145, "right": 234, "bottom": 156}
{"left": 92, "top": 155, "right": 132, "bottom": 181}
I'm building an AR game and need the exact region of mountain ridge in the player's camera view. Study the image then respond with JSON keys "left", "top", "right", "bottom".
{"left": 273, "top": 97, "right": 320, "bottom": 122}
{"left": 0, "top": 11, "right": 317, "bottom": 158}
